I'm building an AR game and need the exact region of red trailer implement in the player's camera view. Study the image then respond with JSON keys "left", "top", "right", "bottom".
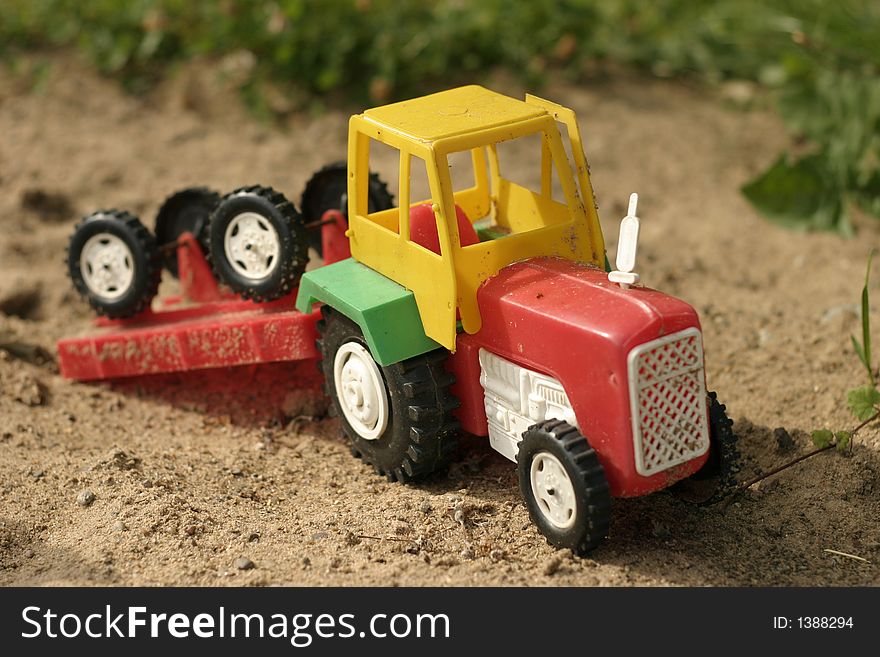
{"left": 57, "top": 233, "right": 321, "bottom": 382}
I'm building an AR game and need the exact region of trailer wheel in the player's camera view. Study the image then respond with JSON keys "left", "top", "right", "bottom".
{"left": 154, "top": 187, "right": 220, "bottom": 277}
{"left": 208, "top": 185, "right": 308, "bottom": 302}
{"left": 517, "top": 420, "right": 611, "bottom": 555}
{"left": 300, "top": 162, "right": 394, "bottom": 257}
{"left": 67, "top": 210, "right": 161, "bottom": 318}
{"left": 672, "top": 391, "right": 740, "bottom": 504}
{"left": 317, "top": 306, "right": 459, "bottom": 482}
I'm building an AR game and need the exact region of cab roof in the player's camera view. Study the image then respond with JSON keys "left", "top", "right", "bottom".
{"left": 362, "top": 85, "right": 547, "bottom": 143}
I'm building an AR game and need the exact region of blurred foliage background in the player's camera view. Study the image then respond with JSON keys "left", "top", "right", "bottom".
{"left": 1, "top": 0, "right": 878, "bottom": 234}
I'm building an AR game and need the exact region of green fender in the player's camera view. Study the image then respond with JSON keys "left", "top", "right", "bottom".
{"left": 295, "top": 258, "right": 441, "bottom": 366}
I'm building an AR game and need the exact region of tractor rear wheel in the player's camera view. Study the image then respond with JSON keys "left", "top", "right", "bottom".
{"left": 207, "top": 185, "right": 308, "bottom": 302}
{"left": 317, "top": 306, "right": 459, "bottom": 482}
{"left": 517, "top": 420, "right": 611, "bottom": 555}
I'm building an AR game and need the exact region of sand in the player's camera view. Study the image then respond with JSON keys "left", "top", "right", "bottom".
{"left": 1, "top": 55, "right": 878, "bottom": 586}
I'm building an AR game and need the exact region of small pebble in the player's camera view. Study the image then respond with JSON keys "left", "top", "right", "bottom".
{"left": 543, "top": 556, "right": 563, "bottom": 576}
{"left": 419, "top": 501, "right": 432, "bottom": 514}
{"left": 11, "top": 374, "right": 47, "bottom": 407}
{"left": 76, "top": 489, "right": 96, "bottom": 507}
{"left": 820, "top": 304, "right": 859, "bottom": 325}
{"left": 24, "top": 548, "right": 35, "bottom": 559}
{"left": 235, "top": 557, "right": 255, "bottom": 571}
{"left": 774, "top": 427, "right": 795, "bottom": 454}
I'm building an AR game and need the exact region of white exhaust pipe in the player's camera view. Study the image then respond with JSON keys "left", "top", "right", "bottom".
{"left": 608, "top": 192, "right": 641, "bottom": 288}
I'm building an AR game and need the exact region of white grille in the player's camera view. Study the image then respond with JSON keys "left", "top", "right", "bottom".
{"left": 627, "top": 327, "right": 709, "bottom": 476}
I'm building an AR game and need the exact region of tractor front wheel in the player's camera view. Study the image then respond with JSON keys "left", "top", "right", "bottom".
{"left": 672, "top": 391, "right": 740, "bottom": 504}
{"left": 517, "top": 420, "right": 611, "bottom": 555}
{"left": 317, "top": 306, "right": 459, "bottom": 482}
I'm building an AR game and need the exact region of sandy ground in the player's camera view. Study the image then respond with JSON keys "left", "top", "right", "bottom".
{"left": 0, "top": 55, "right": 878, "bottom": 586}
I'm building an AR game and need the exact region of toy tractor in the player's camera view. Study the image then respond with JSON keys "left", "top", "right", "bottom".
{"left": 61, "top": 86, "right": 737, "bottom": 555}
{"left": 295, "top": 86, "right": 738, "bottom": 553}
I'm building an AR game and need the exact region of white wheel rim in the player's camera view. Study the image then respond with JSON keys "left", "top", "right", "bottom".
{"left": 333, "top": 341, "right": 388, "bottom": 440}
{"left": 79, "top": 233, "right": 135, "bottom": 301}
{"left": 223, "top": 212, "right": 281, "bottom": 281}
{"left": 530, "top": 452, "right": 577, "bottom": 530}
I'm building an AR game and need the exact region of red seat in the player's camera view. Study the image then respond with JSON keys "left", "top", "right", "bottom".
{"left": 409, "top": 203, "right": 479, "bottom": 254}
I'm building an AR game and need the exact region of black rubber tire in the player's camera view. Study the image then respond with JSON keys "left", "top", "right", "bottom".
{"left": 300, "top": 161, "right": 394, "bottom": 257}
{"left": 207, "top": 185, "right": 308, "bottom": 302}
{"left": 517, "top": 420, "right": 611, "bottom": 555}
{"left": 66, "top": 210, "right": 161, "bottom": 318}
{"left": 672, "top": 391, "right": 740, "bottom": 504}
{"left": 317, "top": 306, "right": 459, "bottom": 482}
{"left": 154, "top": 187, "right": 220, "bottom": 277}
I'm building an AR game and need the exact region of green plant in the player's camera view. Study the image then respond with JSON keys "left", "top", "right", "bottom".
{"left": 851, "top": 251, "right": 876, "bottom": 388}
{"left": 741, "top": 3, "right": 880, "bottom": 235}
{"left": 730, "top": 251, "right": 879, "bottom": 500}
{"left": 812, "top": 251, "right": 879, "bottom": 451}
{"left": 0, "top": 1, "right": 877, "bottom": 233}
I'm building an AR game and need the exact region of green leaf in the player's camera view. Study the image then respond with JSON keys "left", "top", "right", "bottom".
{"left": 835, "top": 431, "right": 853, "bottom": 453}
{"left": 860, "top": 251, "right": 874, "bottom": 386}
{"left": 854, "top": 175, "right": 880, "bottom": 218}
{"left": 847, "top": 385, "right": 880, "bottom": 422}
{"left": 741, "top": 153, "right": 845, "bottom": 234}
{"left": 851, "top": 335, "right": 869, "bottom": 371}
{"left": 811, "top": 428, "right": 834, "bottom": 449}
